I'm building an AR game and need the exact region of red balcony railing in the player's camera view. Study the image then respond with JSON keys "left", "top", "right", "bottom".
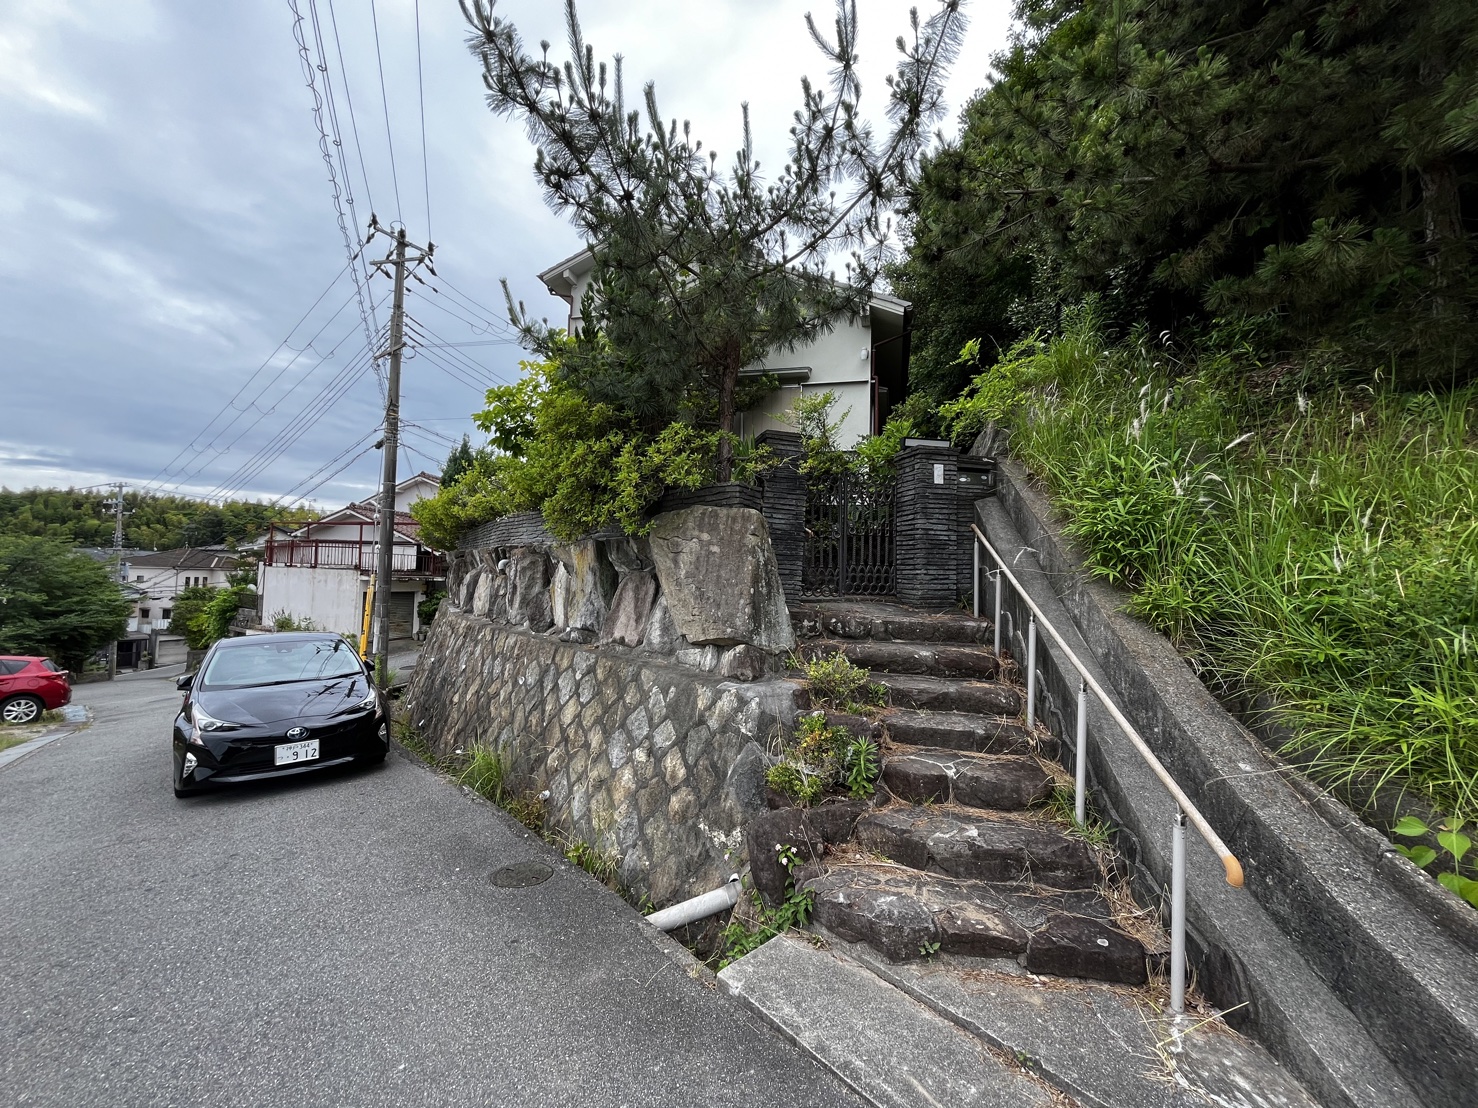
{"left": 264, "top": 521, "right": 446, "bottom": 577}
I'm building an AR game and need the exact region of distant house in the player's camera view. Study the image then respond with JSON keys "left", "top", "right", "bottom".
{"left": 122, "top": 547, "right": 239, "bottom": 636}
{"left": 537, "top": 248, "right": 913, "bottom": 447}
{"left": 255, "top": 472, "right": 444, "bottom": 640}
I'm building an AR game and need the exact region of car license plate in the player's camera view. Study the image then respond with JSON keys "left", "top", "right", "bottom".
{"left": 274, "top": 739, "right": 320, "bottom": 766}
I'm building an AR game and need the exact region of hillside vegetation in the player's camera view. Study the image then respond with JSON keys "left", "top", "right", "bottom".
{"left": 893, "top": 1, "right": 1477, "bottom": 845}
{"left": 0, "top": 489, "right": 316, "bottom": 551}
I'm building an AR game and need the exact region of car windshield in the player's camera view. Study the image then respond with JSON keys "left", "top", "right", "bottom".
{"left": 200, "top": 638, "right": 364, "bottom": 689}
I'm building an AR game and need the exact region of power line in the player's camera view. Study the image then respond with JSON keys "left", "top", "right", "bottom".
{"left": 325, "top": 0, "right": 375, "bottom": 218}
{"left": 403, "top": 316, "right": 512, "bottom": 390}
{"left": 404, "top": 311, "right": 518, "bottom": 385}
{"left": 400, "top": 420, "right": 460, "bottom": 447}
{"left": 414, "top": 0, "right": 431, "bottom": 240}
{"left": 203, "top": 340, "right": 380, "bottom": 502}
{"left": 274, "top": 429, "right": 383, "bottom": 507}
{"left": 368, "top": 0, "right": 403, "bottom": 222}
{"left": 156, "top": 296, "right": 386, "bottom": 496}
{"left": 408, "top": 341, "right": 499, "bottom": 395}
{"left": 405, "top": 285, "right": 518, "bottom": 343}
{"left": 426, "top": 275, "right": 522, "bottom": 340}
{"left": 293, "top": 0, "right": 385, "bottom": 401}
{"left": 144, "top": 272, "right": 360, "bottom": 491}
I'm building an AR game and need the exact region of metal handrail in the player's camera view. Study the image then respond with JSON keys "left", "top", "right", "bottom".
{"left": 971, "top": 522, "right": 1243, "bottom": 1015}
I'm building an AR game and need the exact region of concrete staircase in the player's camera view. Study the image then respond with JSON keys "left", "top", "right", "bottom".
{"left": 722, "top": 598, "right": 1322, "bottom": 1108}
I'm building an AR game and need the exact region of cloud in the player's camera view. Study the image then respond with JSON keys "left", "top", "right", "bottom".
{"left": 3, "top": 0, "right": 1014, "bottom": 511}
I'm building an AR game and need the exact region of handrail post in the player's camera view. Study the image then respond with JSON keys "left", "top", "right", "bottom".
{"left": 1170, "top": 808, "right": 1187, "bottom": 1015}
{"left": 972, "top": 539, "right": 981, "bottom": 619}
{"left": 1026, "top": 615, "right": 1038, "bottom": 730}
{"left": 1075, "top": 678, "right": 1088, "bottom": 826}
{"left": 992, "top": 567, "right": 1003, "bottom": 656}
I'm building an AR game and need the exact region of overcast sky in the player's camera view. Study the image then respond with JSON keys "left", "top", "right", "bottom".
{"left": 0, "top": 0, "right": 1013, "bottom": 510}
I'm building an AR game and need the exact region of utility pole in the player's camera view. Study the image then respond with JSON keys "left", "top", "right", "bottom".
{"left": 365, "top": 217, "right": 433, "bottom": 688}
{"left": 102, "top": 482, "right": 127, "bottom": 679}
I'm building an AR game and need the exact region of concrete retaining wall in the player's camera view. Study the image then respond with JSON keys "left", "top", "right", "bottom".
{"left": 982, "top": 461, "right": 1478, "bottom": 1108}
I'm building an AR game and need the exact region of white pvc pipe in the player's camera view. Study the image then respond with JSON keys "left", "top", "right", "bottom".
{"left": 645, "top": 874, "right": 742, "bottom": 931}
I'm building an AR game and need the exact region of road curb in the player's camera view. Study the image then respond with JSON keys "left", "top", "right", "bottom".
{"left": 0, "top": 709, "right": 91, "bottom": 771}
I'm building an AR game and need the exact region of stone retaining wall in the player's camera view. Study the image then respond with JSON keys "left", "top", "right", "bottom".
{"left": 404, "top": 606, "right": 796, "bottom": 904}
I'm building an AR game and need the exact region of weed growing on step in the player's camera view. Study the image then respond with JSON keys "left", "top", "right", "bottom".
{"left": 792, "top": 650, "right": 888, "bottom": 713}
{"left": 1044, "top": 784, "right": 1113, "bottom": 846}
{"left": 716, "top": 846, "right": 814, "bottom": 969}
{"left": 765, "top": 712, "right": 881, "bottom": 805}
{"left": 1392, "top": 817, "right": 1478, "bottom": 907}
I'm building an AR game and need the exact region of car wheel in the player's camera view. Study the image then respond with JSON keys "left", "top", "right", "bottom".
{"left": 1, "top": 694, "right": 44, "bottom": 725}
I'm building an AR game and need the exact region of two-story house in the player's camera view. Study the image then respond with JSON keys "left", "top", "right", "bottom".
{"left": 536, "top": 248, "right": 913, "bottom": 447}
{"left": 255, "top": 472, "right": 444, "bottom": 641}
{"left": 124, "top": 547, "right": 240, "bottom": 635}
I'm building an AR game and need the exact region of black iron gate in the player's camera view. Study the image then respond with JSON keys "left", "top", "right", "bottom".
{"left": 802, "top": 470, "right": 896, "bottom": 596}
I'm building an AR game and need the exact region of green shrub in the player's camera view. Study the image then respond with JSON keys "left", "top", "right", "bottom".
{"left": 717, "top": 845, "right": 814, "bottom": 968}
{"left": 766, "top": 712, "right": 880, "bottom": 806}
{"left": 795, "top": 651, "right": 887, "bottom": 712}
{"left": 412, "top": 346, "right": 774, "bottom": 545}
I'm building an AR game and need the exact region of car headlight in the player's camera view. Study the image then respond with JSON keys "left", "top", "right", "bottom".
{"left": 190, "top": 702, "right": 241, "bottom": 737}
{"left": 357, "top": 689, "right": 380, "bottom": 712}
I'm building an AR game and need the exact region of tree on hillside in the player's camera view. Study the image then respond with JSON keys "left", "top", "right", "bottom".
{"left": 442, "top": 436, "right": 477, "bottom": 486}
{"left": 461, "top": 0, "right": 968, "bottom": 479}
{"left": 0, "top": 489, "right": 319, "bottom": 552}
{"left": 897, "top": 0, "right": 1478, "bottom": 393}
{"left": 0, "top": 536, "right": 130, "bottom": 670}
{"left": 182, "top": 508, "right": 227, "bottom": 548}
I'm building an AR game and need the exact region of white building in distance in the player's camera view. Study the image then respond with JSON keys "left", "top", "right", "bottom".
{"left": 255, "top": 472, "right": 444, "bottom": 640}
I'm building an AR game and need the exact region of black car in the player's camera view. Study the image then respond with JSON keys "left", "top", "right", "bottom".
{"left": 172, "top": 633, "right": 389, "bottom": 797}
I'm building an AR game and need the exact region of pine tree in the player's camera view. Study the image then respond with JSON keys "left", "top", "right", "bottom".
{"left": 461, "top": 0, "right": 968, "bottom": 478}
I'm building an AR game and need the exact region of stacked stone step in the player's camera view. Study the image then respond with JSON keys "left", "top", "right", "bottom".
{"left": 763, "top": 600, "right": 1150, "bottom": 986}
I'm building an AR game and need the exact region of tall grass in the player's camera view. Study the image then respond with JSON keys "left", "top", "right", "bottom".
{"left": 989, "top": 325, "right": 1478, "bottom": 825}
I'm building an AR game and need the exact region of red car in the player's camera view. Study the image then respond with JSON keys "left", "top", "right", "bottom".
{"left": 0, "top": 656, "right": 72, "bottom": 725}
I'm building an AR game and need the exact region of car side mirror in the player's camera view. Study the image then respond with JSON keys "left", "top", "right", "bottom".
{"left": 175, "top": 674, "right": 194, "bottom": 692}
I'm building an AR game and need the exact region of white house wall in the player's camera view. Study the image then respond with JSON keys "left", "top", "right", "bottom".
{"left": 742, "top": 312, "right": 876, "bottom": 446}
{"left": 125, "top": 564, "right": 233, "bottom": 635}
{"left": 258, "top": 565, "right": 366, "bottom": 637}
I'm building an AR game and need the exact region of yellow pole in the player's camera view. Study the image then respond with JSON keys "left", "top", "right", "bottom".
{"left": 359, "top": 583, "right": 374, "bottom": 660}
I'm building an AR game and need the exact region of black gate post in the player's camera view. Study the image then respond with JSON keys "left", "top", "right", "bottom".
{"left": 757, "top": 430, "right": 805, "bottom": 598}
{"left": 895, "top": 443, "right": 960, "bottom": 606}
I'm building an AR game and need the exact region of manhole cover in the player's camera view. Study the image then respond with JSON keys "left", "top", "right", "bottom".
{"left": 490, "top": 861, "right": 553, "bottom": 888}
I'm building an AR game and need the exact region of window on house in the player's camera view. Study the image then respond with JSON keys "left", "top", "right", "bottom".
{"left": 140, "top": 608, "right": 151, "bottom": 619}
{"left": 162, "top": 608, "right": 173, "bottom": 620}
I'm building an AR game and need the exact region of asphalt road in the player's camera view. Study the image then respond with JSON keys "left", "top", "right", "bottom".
{"left": 0, "top": 669, "right": 863, "bottom": 1108}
